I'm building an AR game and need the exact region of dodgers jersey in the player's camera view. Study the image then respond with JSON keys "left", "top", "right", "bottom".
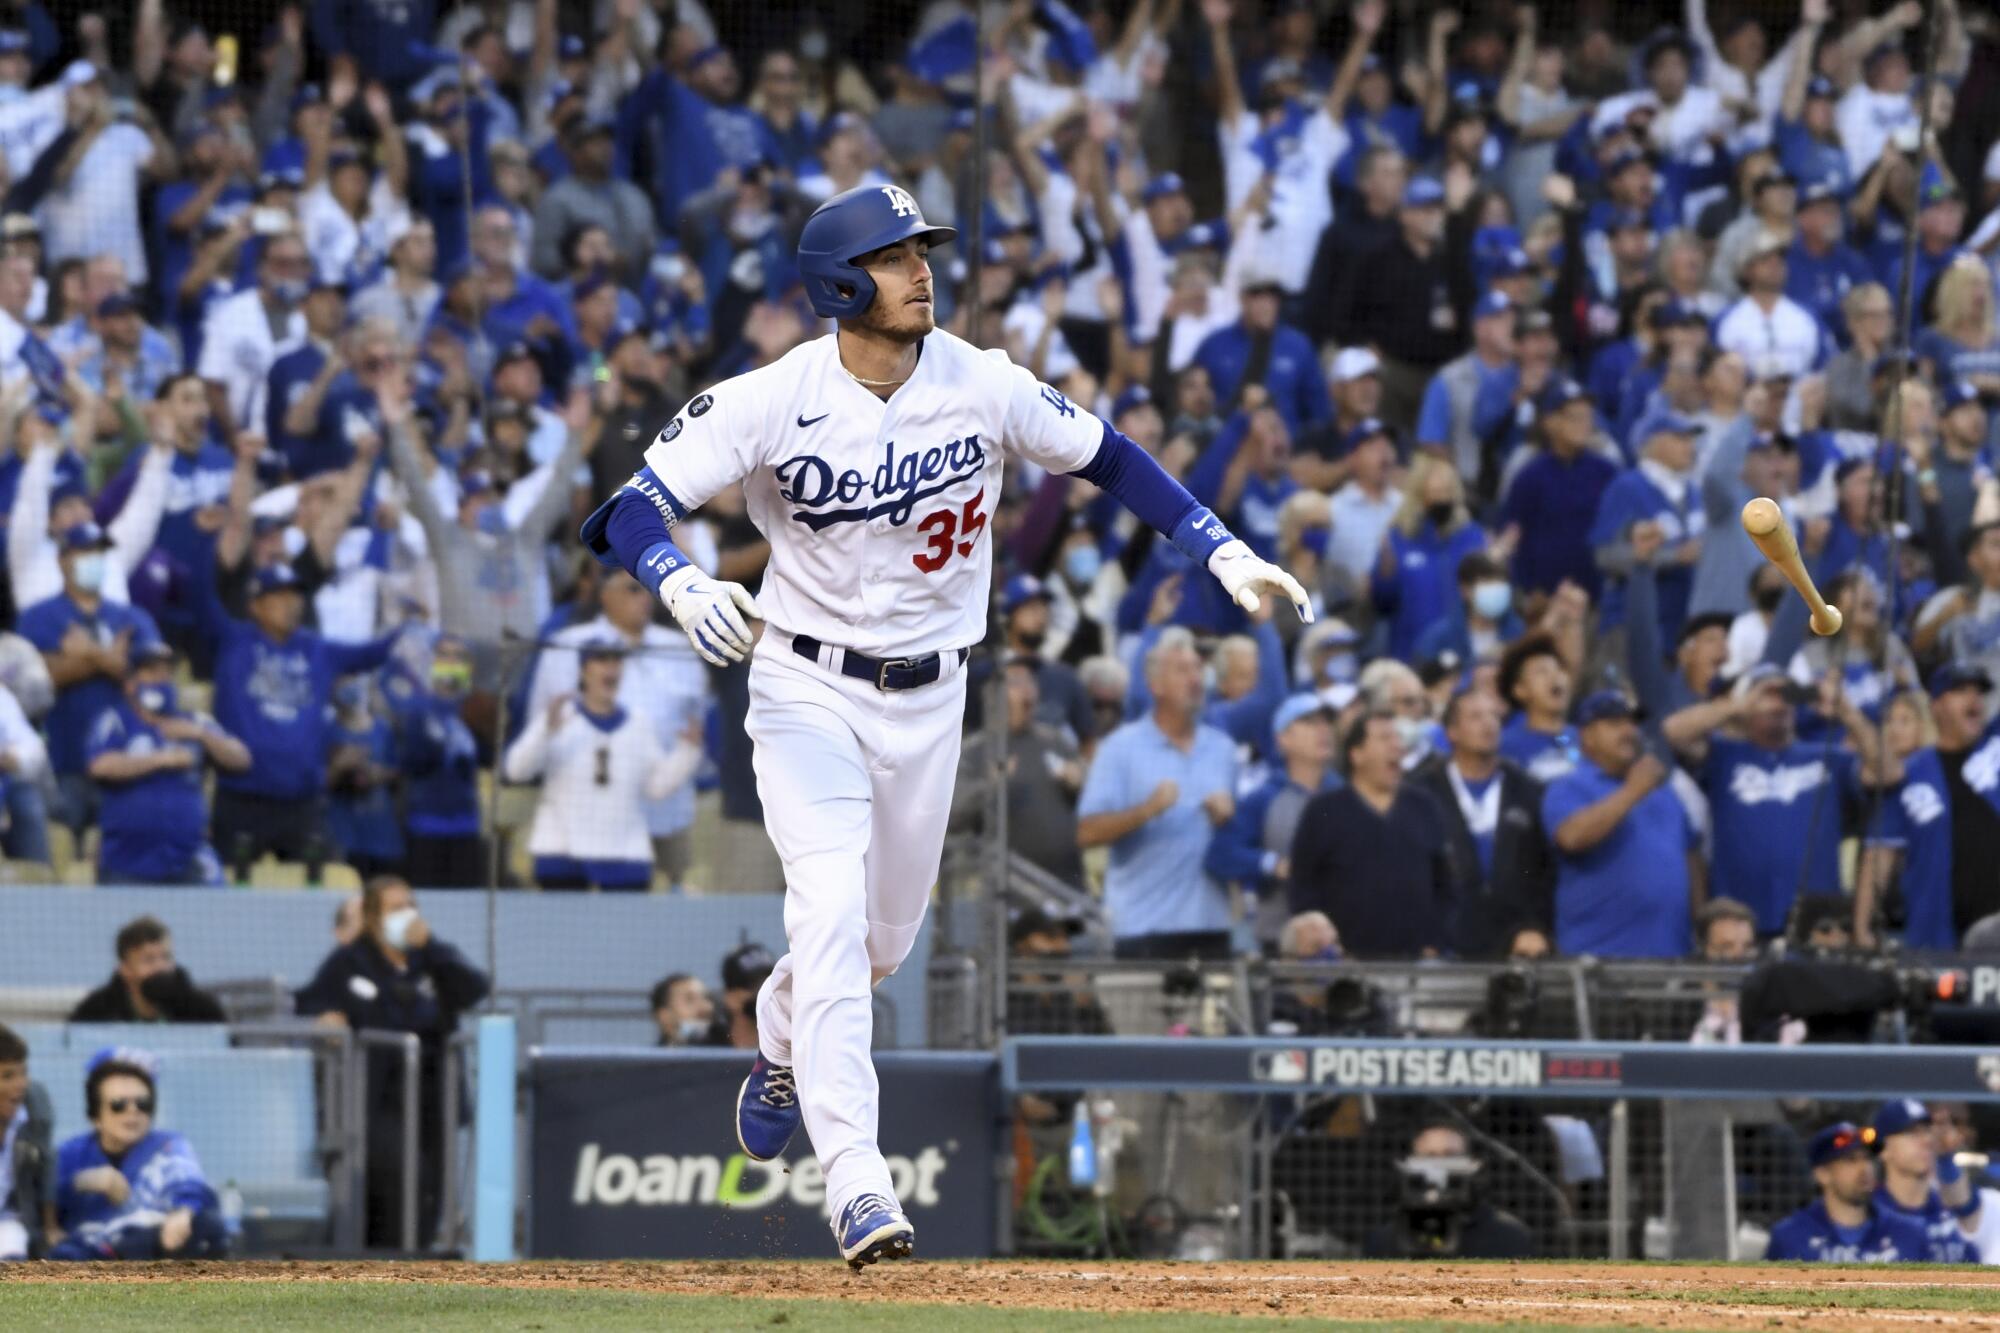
{"left": 635, "top": 329, "right": 1105, "bottom": 657}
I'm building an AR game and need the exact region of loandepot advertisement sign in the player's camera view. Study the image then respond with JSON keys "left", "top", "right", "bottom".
{"left": 529, "top": 1053, "right": 999, "bottom": 1259}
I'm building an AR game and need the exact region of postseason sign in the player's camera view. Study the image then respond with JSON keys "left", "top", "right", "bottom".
{"left": 1252, "top": 1045, "right": 1549, "bottom": 1090}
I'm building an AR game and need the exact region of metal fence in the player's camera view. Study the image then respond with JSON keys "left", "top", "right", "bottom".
{"left": 1005, "top": 1036, "right": 2000, "bottom": 1264}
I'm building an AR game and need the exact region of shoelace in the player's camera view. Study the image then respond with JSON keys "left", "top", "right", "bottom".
{"left": 758, "top": 1065, "right": 797, "bottom": 1110}
{"left": 844, "top": 1192, "right": 897, "bottom": 1224}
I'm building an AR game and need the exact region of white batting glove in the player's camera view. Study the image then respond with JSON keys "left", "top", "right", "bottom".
{"left": 659, "top": 565, "right": 763, "bottom": 665}
{"left": 1207, "top": 539, "right": 1314, "bottom": 622}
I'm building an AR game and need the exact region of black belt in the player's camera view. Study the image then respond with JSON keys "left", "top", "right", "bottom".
{"left": 791, "top": 634, "right": 967, "bottom": 691}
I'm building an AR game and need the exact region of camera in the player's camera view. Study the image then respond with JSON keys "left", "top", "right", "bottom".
{"left": 1394, "top": 1154, "right": 1482, "bottom": 1254}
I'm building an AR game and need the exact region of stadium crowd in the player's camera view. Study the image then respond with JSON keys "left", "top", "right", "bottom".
{"left": 0, "top": 0, "right": 1999, "bottom": 971}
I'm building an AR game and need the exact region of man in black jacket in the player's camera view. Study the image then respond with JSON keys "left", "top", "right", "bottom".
{"left": 295, "top": 875, "right": 490, "bottom": 1248}
{"left": 69, "top": 917, "right": 227, "bottom": 1024}
{"left": 1413, "top": 690, "right": 1556, "bottom": 959}
{"left": 0, "top": 1021, "right": 54, "bottom": 1259}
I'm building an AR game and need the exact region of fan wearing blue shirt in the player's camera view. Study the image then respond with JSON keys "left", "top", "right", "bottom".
{"left": 1773, "top": 79, "right": 1852, "bottom": 202}
{"left": 1496, "top": 633, "right": 1579, "bottom": 784}
{"left": 1190, "top": 276, "right": 1331, "bottom": 433}
{"left": 49, "top": 1054, "right": 228, "bottom": 1261}
{"left": 1499, "top": 378, "right": 1620, "bottom": 599}
{"left": 196, "top": 562, "right": 399, "bottom": 878}
{"left": 1857, "top": 666, "right": 1999, "bottom": 952}
{"left": 1370, "top": 455, "right": 1488, "bottom": 662}
{"left": 1542, "top": 691, "right": 1699, "bottom": 958}
{"left": 1078, "top": 629, "right": 1240, "bottom": 960}
{"left": 1204, "top": 693, "right": 1342, "bottom": 947}
{"left": 1664, "top": 665, "right": 1890, "bottom": 934}
{"left": 264, "top": 278, "right": 350, "bottom": 479}
{"left": 1766, "top": 1121, "right": 1929, "bottom": 1263}
{"left": 17, "top": 523, "right": 164, "bottom": 833}
{"left": 387, "top": 635, "right": 488, "bottom": 889}
{"left": 1870, "top": 1099, "right": 1983, "bottom": 1263}
{"left": 86, "top": 643, "right": 250, "bottom": 886}
{"left": 1785, "top": 182, "right": 1874, "bottom": 341}
{"left": 1591, "top": 414, "right": 1703, "bottom": 644}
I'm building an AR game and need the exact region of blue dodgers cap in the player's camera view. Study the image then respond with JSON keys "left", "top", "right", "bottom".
{"left": 1538, "top": 376, "right": 1589, "bottom": 414}
{"left": 1642, "top": 411, "right": 1697, "bottom": 440}
{"left": 578, "top": 635, "right": 628, "bottom": 662}
{"left": 1110, "top": 384, "right": 1153, "bottom": 422}
{"left": 1574, "top": 689, "right": 1640, "bottom": 726}
{"left": 1807, "top": 1121, "right": 1876, "bottom": 1167}
{"left": 1806, "top": 74, "right": 1837, "bottom": 100}
{"left": 60, "top": 521, "right": 113, "bottom": 553}
{"left": 1341, "top": 416, "right": 1393, "bottom": 453}
{"left": 1872, "top": 1098, "right": 1932, "bottom": 1139}
{"left": 1942, "top": 380, "right": 1983, "bottom": 414}
{"left": 1798, "top": 176, "right": 1841, "bottom": 207}
{"left": 1402, "top": 176, "right": 1445, "bottom": 208}
{"left": 96, "top": 292, "right": 138, "bottom": 319}
{"left": 0, "top": 29, "right": 28, "bottom": 54}
{"left": 1473, "top": 290, "right": 1512, "bottom": 321}
{"left": 1605, "top": 147, "right": 1649, "bottom": 178}
{"left": 1605, "top": 206, "right": 1652, "bottom": 234}
{"left": 1492, "top": 246, "right": 1531, "bottom": 277}
{"left": 1002, "top": 574, "right": 1050, "bottom": 614}
{"left": 249, "top": 564, "right": 302, "bottom": 597}
{"left": 1929, "top": 661, "right": 1992, "bottom": 698}
{"left": 1142, "top": 172, "right": 1186, "bottom": 204}
{"left": 1650, "top": 297, "right": 1705, "bottom": 329}
{"left": 1272, "top": 693, "right": 1334, "bottom": 736}
{"left": 458, "top": 468, "right": 498, "bottom": 499}
{"left": 559, "top": 33, "right": 587, "bottom": 61}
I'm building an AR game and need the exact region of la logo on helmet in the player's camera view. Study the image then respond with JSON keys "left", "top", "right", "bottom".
{"left": 880, "top": 185, "right": 918, "bottom": 218}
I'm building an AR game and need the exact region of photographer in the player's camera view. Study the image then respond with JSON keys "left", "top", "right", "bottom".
{"left": 1767, "top": 1122, "right": 1928, "bottom": 1262}
{"left": 1361, "top": 1121, "right": 1536, "bottom": 1259}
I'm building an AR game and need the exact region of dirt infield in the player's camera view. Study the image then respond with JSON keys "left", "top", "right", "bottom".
{"left": 14, "top": 1260, "right": 2000, "bottom": 1328}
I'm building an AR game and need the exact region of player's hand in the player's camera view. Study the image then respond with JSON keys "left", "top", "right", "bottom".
{"left": 1207, "top": 539, "right": 1313, "bottom": 621}
{"left": 659, "top": 565, "right": 763, "bottom": 666}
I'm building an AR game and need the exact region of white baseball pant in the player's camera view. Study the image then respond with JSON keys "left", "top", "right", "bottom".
{"left": 746, "top": 630, "right": 965, "bottom": 1220}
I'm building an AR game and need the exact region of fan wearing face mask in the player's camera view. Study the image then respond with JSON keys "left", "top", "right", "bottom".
{"left": 294, "top": 874, "right": 490, "bottom": 1249}
{"left": 83, "top": 640, "right": 249, "bottom": 887}
{"left": 1411, "top": 552, "right": 1525, "bottom": 667}
{"left": 16, "top": 521, "right": 168, "bottom": 837}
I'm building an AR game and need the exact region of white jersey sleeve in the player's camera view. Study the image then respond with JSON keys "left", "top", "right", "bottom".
{"left": 638, "top": 374, "right": 774, "bottom": 519}
{"left": 992, "top": 353, "right": 1104, "bottom": 475}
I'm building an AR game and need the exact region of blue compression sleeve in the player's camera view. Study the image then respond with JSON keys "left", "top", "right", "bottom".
{"left": 1071, "top": 419, "right": 1235, "bottom": 565}
{"left": 577, "top": 465, "right": 696, "bottom": 594}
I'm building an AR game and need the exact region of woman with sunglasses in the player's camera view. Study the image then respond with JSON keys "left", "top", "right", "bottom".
{"left": 46, "top": 1055, "right": 226, "bottom": 1261}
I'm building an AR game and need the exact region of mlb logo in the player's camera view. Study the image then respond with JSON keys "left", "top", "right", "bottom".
{"left": 1253, "top": 1048, "right": 1309, "bottom": 1084}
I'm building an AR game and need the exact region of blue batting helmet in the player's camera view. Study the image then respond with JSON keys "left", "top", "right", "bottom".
{"left": 797, "top": 183, "right": 956, "bottom": 320}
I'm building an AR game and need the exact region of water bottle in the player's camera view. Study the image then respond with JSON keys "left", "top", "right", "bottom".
{"left": 1067, "top": 1099, "right": 1097, "bottom": 1190}
{"left": 221, "top": 1180, "right": 244, "bottom": 1244}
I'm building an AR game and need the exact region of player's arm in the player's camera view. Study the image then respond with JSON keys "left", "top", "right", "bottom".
{"left": 1004, "top": 367, "right": 1310, "bottom": 620}
{"left": 578, "top": 391, "right": 766, "bottom": 667}
{"left": 1071, "top": 418, "right": 1311, "bottom": 620}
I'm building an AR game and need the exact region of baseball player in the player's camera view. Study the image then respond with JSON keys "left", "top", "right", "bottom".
{"left": 579, "top": 183, "right": 1308, "bottom": 1267}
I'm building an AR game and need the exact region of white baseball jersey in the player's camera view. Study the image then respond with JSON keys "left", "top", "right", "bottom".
{"left": 637, "top": 328, "right": 1104, "bottom": 655}
{"left": 501, "top": 698, "right": 699, "bottom": 863}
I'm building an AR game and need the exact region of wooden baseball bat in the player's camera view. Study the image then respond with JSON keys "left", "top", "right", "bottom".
{"left": 1741, "top": 496, "right": 1843, "bottom": 636}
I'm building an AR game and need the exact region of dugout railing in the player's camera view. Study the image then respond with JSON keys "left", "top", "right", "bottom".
{"left": 1003, "top": 1035, "right": 2000, "bottom": 1262}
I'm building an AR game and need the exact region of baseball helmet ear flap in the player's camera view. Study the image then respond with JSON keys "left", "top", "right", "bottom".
{"left": 797, "top": 183, "right": 957, "bottom": 321}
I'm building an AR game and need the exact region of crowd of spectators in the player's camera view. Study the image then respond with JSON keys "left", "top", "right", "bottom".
{"left": 1, "top": 0, "right": 2000, "bottom": 970}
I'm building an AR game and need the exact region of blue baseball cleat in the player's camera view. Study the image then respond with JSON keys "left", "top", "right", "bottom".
{"left": 835, "top": 1192, "right": 915, "bottom": 1269}
{"left": 735, "top": 1057, "right": 801, "bottom": 1162}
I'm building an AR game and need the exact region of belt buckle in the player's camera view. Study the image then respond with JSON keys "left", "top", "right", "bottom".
{"left": 875, "top": 656, "right": 925, "bottom": 690}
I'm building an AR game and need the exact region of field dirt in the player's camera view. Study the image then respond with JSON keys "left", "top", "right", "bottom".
{"left": 14, "top": 1259, "right": 2000, "bottom": 1327}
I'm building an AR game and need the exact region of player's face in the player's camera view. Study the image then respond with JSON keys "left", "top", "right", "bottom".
{"left": 1819, "top": 1153, "right": 1876, "bottom": 1206}
{"left": 1880, "top": 1129, "right": 1935, "bottom": 1177}
{"left": 854, "top": 238, "right": 934, "bottom": 344}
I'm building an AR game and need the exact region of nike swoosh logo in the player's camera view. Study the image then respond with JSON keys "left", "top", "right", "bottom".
{"left": 797, "top": 412, "right": 829, "bottom": 428}
{"left": 1191, "top": 513, "right": 1208, "bottom": 529}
